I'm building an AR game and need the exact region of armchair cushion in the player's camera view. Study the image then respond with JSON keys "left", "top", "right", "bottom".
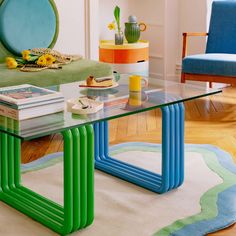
{"left": 206, "top": 1, "right": 236, "bottom": 54}
{"left": 182, "top": 53, "right": 236, "bottom": 77}
{"left": 0, "top": 59, "right": 112, "bottom": 87}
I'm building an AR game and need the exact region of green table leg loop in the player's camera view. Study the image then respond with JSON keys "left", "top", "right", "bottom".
{"left": 71, "top": 128, "right": 81, "bottom": 231}
{"left": 14, "top": 138, "right": 21, "bottom": 187}
{"left": 85, "top": 125, "right": 94, "bottom": 227}
{"left": 62, "top": 130, "right": 74, "bottom": 234}
{"left": 78, "top": 126, "right": 88, "bottom": 229}
{"left": 8, "top": 119, "right": 15, "bottom": 189}
{"left": 0, "top": 124, "right": 95, "bottom": 235}
{"left": 1, "top": 133, "right": 9, "bottom": 192}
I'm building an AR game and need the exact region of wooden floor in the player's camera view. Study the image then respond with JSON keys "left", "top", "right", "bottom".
{"left": 22, "top": 85, "right": 236, "bottom": 235}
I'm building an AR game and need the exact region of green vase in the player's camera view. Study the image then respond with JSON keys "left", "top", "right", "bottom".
{"left": 124, "top": 22, "right": 140, "bottom": 43}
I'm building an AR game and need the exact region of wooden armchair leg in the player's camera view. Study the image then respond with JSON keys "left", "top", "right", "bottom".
{"left": 181, "top": 73, "right": 186, "bottom": 83}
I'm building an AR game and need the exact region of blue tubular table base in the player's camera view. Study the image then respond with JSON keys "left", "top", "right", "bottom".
{"left": 94, "top": 103, "right": 185, "bottom": 194}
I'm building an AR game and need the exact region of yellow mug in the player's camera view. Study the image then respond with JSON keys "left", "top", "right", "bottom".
{"left": 129, "top": 75, "right": 148, "bottom": 92}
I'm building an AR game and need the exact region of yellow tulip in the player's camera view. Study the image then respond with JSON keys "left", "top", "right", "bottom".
{"left": 6, "top": 57, "right": 18, "bottom": 69}
{"left": 44, "top": 54, "right": 56, "bottom": 65}
{"left": 37, "top": 55, "right": 47, "bottom": 66}
{"left": 22, "top": 50, "right": 31, "bottom": 61}
{"left": 108, "top": 22, "right": 116, "bottom": 30}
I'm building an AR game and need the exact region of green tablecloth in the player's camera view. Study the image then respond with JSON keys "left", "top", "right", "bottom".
{"left": 0, "top": 59, "right": 112, "bottom": 87}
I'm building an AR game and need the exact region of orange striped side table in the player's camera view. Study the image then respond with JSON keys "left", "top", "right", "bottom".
{"left": 99, "top": 40, "right": 149, "bottom": 76}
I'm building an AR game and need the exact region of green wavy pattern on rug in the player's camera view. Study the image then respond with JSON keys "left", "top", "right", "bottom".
{"left": 154, "top": 147, "right": 236, "bottom": 236}
{"left": 21, "top": 144, "right": 236, "bottom": 236}
{"left": 108, "top": 145, "right": 236, "bottom": 235}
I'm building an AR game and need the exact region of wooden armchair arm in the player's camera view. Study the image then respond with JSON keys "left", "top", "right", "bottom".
{"left": 183, "top": 32, "right": 208, "bottom": 37}
{"left": 182, "top": 32, "right": 208, "bottom": 59}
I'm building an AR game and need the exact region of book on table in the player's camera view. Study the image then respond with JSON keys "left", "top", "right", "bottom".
{"left": 0, "top": 112, "right": 65, "bottom": 134}
{"left": 0, "top": 84, "right": 65, "bottom": 120}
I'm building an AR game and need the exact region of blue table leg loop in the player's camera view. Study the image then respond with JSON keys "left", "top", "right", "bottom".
{"left": 94, "top": 103, "right": 185, "bottom": 194}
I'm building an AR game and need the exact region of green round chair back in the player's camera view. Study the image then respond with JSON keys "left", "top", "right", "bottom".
{"left": 0, "top": 0, "right": 59, "bottom": 62}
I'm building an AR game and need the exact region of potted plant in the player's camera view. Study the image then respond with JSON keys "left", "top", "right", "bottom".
{"left": 108, "top": 6, "right": 124, "bottom": 45}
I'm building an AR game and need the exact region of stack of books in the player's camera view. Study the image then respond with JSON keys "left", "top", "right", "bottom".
{"left": 0, "top": 84, "right": 64, "bottom": 120}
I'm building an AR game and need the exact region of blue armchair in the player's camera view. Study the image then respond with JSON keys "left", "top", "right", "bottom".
{"left": 182, "top": 0, "right": 236, "bottom": 88}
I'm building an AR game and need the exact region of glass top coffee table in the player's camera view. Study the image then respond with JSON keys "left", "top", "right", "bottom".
{"left": 0, "top": 75, "right": 221, "bottom": 235}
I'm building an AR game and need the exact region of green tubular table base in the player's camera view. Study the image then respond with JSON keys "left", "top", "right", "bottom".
{"left": 0, "top": 124, "right": 94, "bottom": 235}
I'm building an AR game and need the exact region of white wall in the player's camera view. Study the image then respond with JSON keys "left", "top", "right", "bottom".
{"left": 207, "top": 0, "right": 213, "bottom": 29}
{"left": 53, "top": 0, "right": 86, "bottom": 56}
{"left": 129, "top": 0, "right": 165, "bottom": 78}
{"left": 165, "top": 0, "right": 180, "bottom": 79}
{"left": 89, "top": 0, "right": 100, "bottom": 59}
{"left": 178, "top": 0, "right": 208, "bottom": 62}
{"left": 99, "top": 0, "right": 131, "bottom": 40}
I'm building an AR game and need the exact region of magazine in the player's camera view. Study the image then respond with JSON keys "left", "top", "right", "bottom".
{"left": 0, "top": 84, "right": 64, "bottom": 106}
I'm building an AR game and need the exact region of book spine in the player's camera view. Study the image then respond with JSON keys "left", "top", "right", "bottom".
{"left": 21, "top": 107, "right": 64, "bottom": 120}
{"left": 0, "top": 105, "right": 18, "bottom": 120}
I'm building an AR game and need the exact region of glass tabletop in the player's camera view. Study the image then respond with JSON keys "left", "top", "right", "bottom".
{"left": 0, "top": 75, "right": 221, "bottom": 140}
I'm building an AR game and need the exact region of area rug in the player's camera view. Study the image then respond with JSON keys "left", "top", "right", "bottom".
{"left": 0, "top": 143, "right": 235, "bottom": 236}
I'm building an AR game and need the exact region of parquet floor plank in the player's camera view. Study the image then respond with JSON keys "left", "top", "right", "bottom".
{"left": 109, "top": 119, "right": 118, "bottom": 142}
{"left": 127, "top": 114, "right": 138, "bottom": 137}
{"left": 137, "top": 112, "right": 147, "bottom": 134}
{"left": 147, "top": 109, "right": 157, "bottom": 131}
